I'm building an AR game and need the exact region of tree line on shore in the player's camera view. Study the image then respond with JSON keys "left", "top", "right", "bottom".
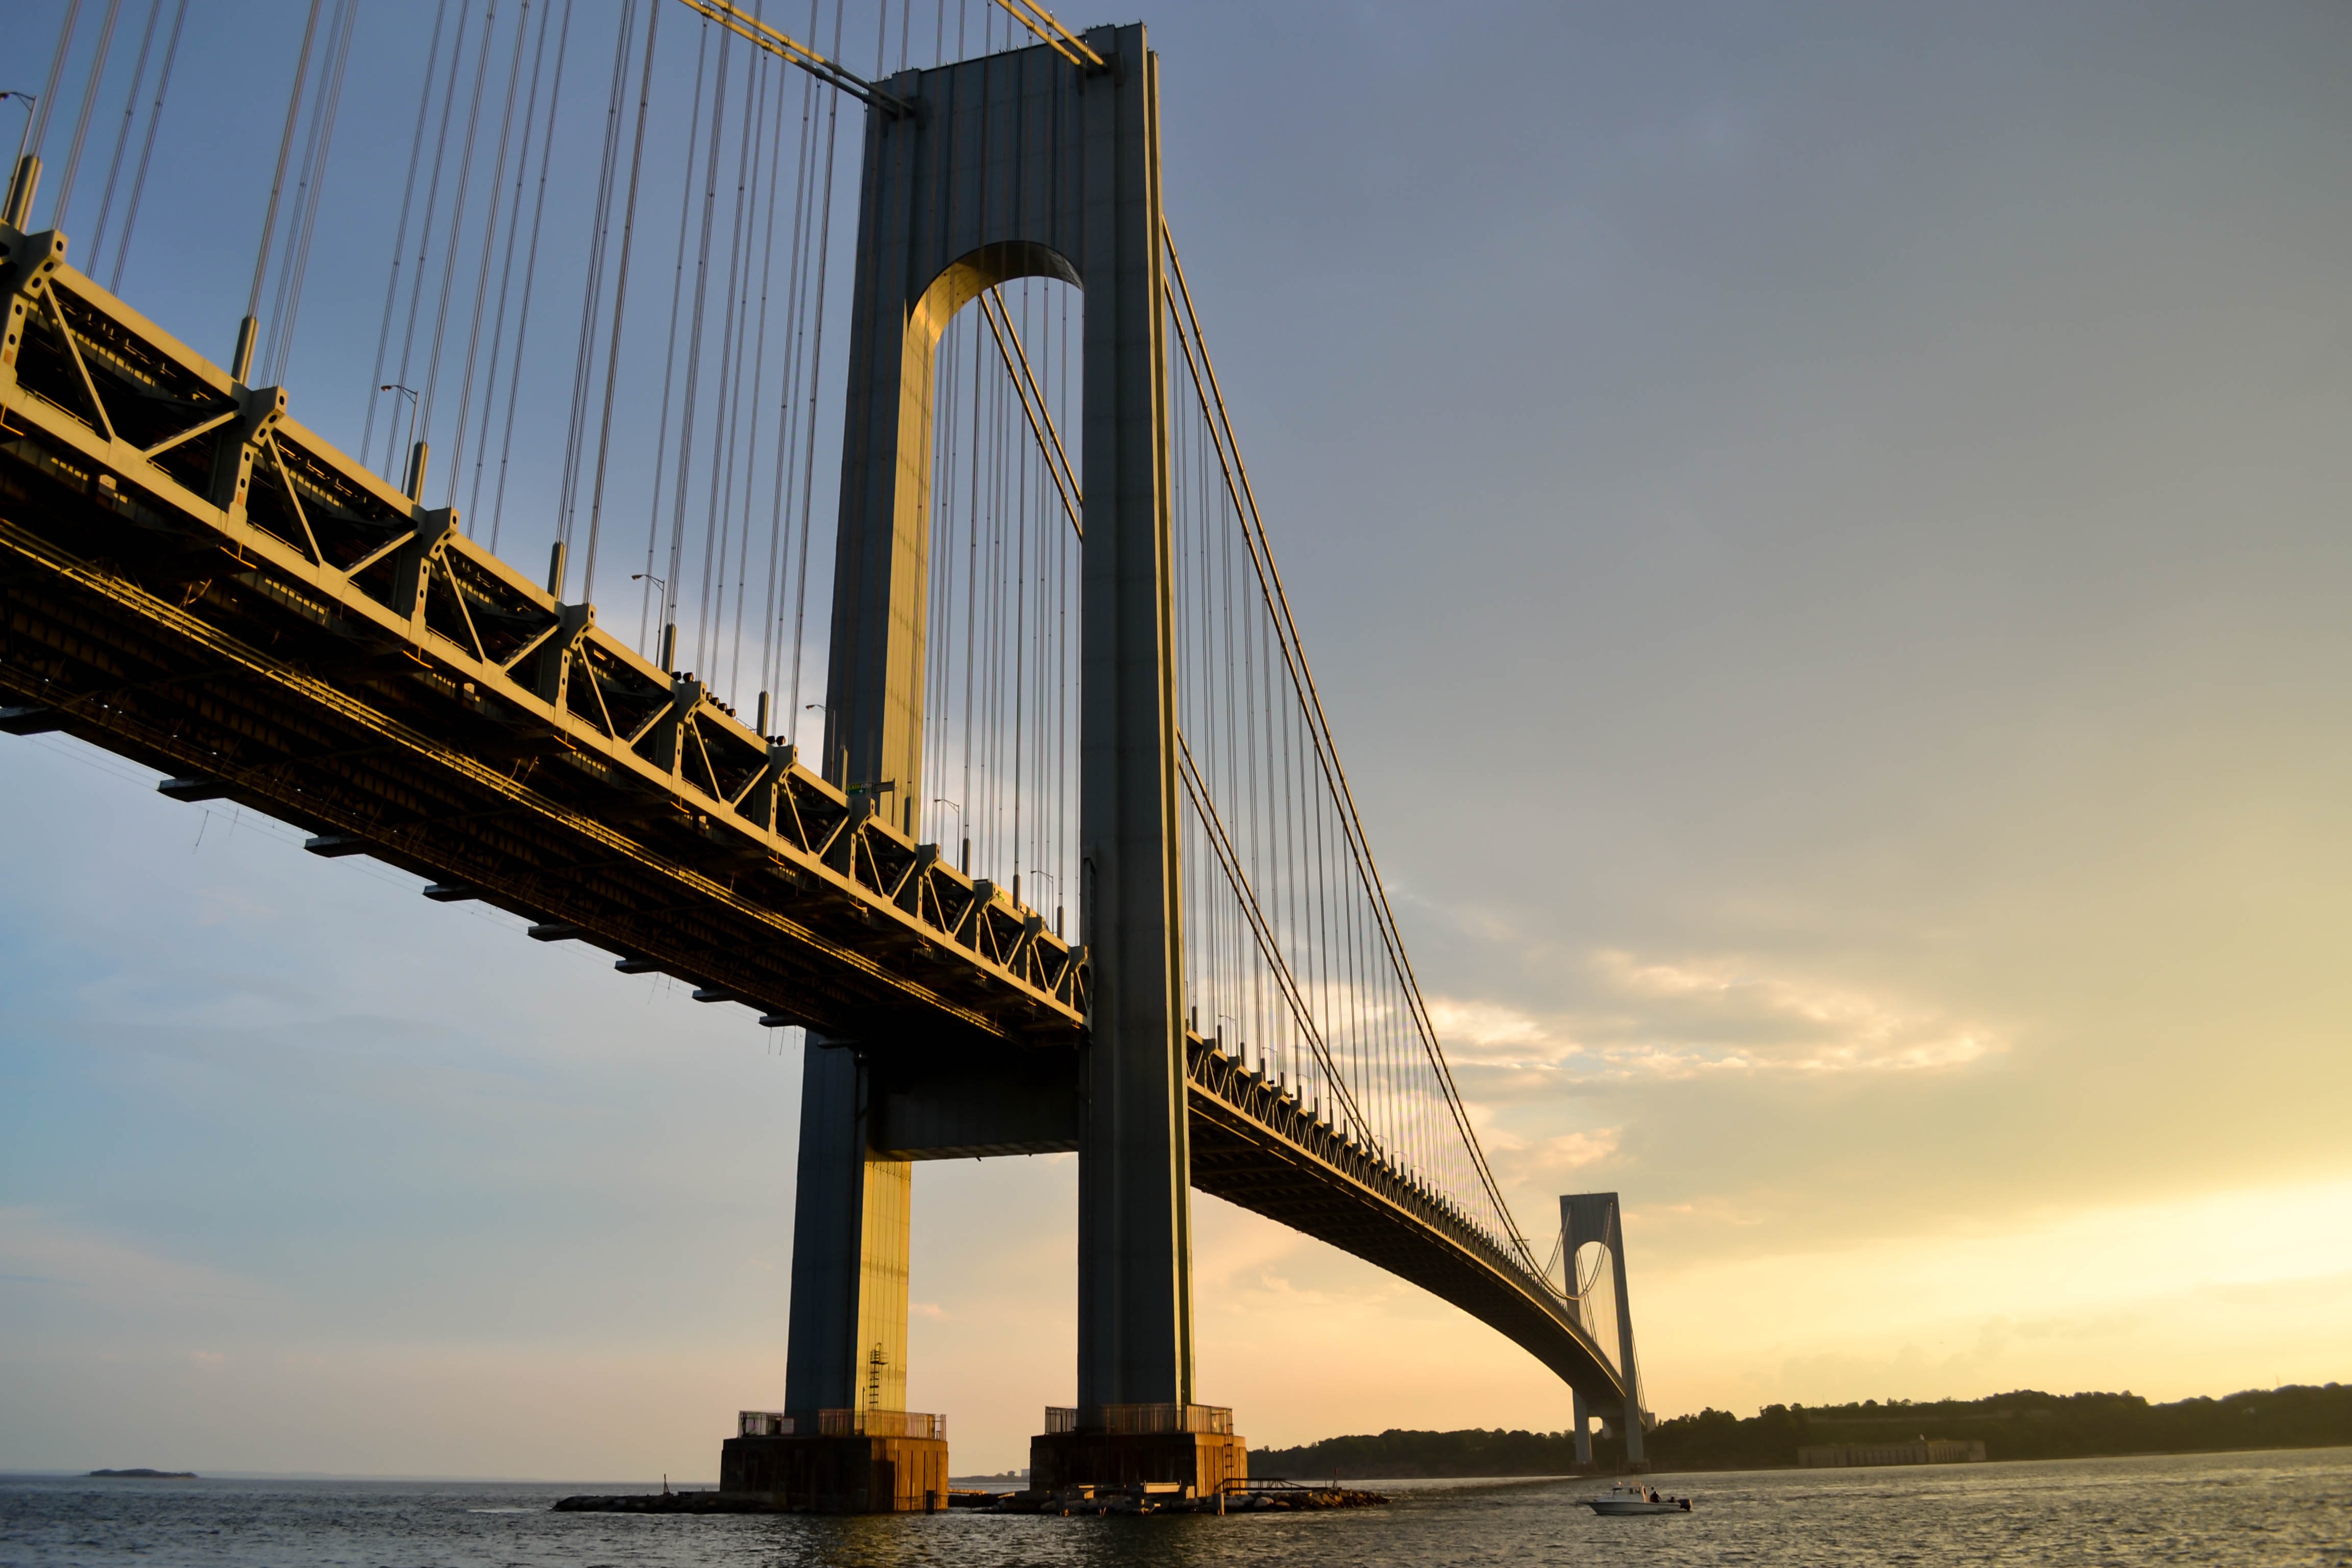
{"left": 1250, "top": 1382, "right": 2352, "bottom": 1478}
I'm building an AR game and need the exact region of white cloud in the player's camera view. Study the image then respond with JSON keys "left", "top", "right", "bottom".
{"left": 1530, "top": 1129, "right": 1621, "bottom": 1172}
{"left": 1428, "top": 950, "right": 2004, "bottom": 1086}
{"left": 1593, "top": 951, "right": 1999, "bottom": 1073}
{"left": 1479, "top": 1127, "right": 1626, "bottom": 1202}
{"left": 1426, "top": 997, "right": 1552, "bottom": 1053}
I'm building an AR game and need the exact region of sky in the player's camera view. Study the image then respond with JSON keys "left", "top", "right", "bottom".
{"left": 4, "top": 0, "right": 2350, "bottom": 1480}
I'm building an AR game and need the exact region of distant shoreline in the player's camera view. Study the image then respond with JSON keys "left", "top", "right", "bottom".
{"left": 1255, "top": 1384, "right": 2351, "bottom": 1479}
{"left": 1257, "top": 1439, "right": 2352, "bottom": 1481}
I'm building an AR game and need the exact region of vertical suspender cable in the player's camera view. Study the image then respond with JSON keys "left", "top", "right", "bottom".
{"left": 729, "top": 44, "right": 783, "bottom": 704}
{"left": 579, "top": 0, "right": 663, "bottom": 606}
{"left": 554, "top": 0, "right": 638, "bottom": 590}
{"left": 389, "top": 0, "right": 474, "bottom": 461}
{"left": 720, "top": 35, "right": 777, "bottom": 699}
{"left": 361, "top": 0, "right": 448, "bottom": 470}
{"left": 474, "top": 0, "right": 560, "bottom": 536}
{"left": 487, "top": 0, "right": 574, "bottom": 549}
{"left": 724, "top": 33, "right": 785, "bottom": 702}
{"left": 85, "top": 0, "right": 160, "bottom": 262}
{"left": 637, "top": 17, "right": 708, "bottom": 651}
{"left": 415, "top": 0, "right": 503, "bottom": 449}
{"left": 699, "top": 19, "right": 765, "bottom": 692}
{"left": 104, "top": 0, "right": 182, "bottom": 292}
{"left": 782, "top": 0, "right": 844, "bottom": 734}
{"left": 47, "top": 0, "right": 121, "bottom": 228}
{"left": 29, "top": 3, "right": 83, "bottom": 164}
{"left": 263, "top": 0, "right": 357, "bottom": 386}
{"left": 244, "top": 0, "right": 325, "bottom": 331}
{"left": 681, "top": 24, "right": 739, "bottom": 674}
{"left": 757, "top": 7, "right": 821, "bottom": 708}
{"left": 439, "top": 0, "right": 535, "bottom": 511}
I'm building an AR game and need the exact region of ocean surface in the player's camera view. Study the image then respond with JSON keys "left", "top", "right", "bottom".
{"left": 4, "top": 1448, "right": 2347, "bottom": 1566}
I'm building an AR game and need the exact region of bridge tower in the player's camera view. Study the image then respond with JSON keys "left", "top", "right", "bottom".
{"left": 779, "top": 22, "right": 1223, "bottom": 1496}
{"left": 1562, "top": 1191, "right": 1647, "bottom": 1472}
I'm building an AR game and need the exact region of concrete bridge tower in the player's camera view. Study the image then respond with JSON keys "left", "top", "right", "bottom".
{"left": 1562, "top": 1191, "right": 1647, "bottom": 1472}
{"left": 769, "top": 22, "right": 1232, "bottom": 1502}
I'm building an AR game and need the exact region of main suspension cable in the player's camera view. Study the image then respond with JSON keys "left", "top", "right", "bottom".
{"left": 1163, "top": 221, "right": 1541, "bottom": 1268}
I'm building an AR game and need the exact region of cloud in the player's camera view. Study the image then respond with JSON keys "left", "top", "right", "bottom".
{"left": 1427, "top": 998, "right": 1552, "bottom": 1054}
{"left": 1479, "top": 1127, "right": 1625, "bottom": 1197}
{"left": 1429, "top": 949, "right": 2004, "bottom": 1087}
{"left": 1529, "top": 1129, "right": 1621, "bottom": 1172}
{"left": 1588, "top": 951, "right": 2001, "bottom": 1074}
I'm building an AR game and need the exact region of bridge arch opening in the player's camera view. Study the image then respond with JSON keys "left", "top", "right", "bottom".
{"left": 907, "top": 259, "right": 1084, "bottom": 923}
{"left": 1573, "top": 1240, "right": 1623, "bottom": 1374}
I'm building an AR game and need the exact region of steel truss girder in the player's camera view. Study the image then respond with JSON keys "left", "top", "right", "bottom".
{"left": 1183, "top": 1036, "right": 1627, "bottom": 1405}
{"left": 0, "top": 223, "right": 1085, "bottom": 1047}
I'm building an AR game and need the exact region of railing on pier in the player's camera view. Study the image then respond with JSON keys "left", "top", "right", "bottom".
{"left": 818, "top": 1408, "right": 946, "bottom": 1440}
{"left": 1043, "top": 1403, "right": 1233, "bottom": 1436}
{"left": 735, "top": 1408, "right": 945, "bottom": 1439}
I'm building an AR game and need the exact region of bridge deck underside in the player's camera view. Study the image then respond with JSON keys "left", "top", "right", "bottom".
{"left": 0, "top": 237, "right": 1083, "bottom": 1051}
{"left": 0, "top": 513, "right": 918, "bottom": 1038}
{"left": 1182, "top": 1042, "right": 1624, "bottom": 1403}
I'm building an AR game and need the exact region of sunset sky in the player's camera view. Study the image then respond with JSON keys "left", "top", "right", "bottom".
{"left": 4, "top": 1, "right": 2348, "bottom": 1478}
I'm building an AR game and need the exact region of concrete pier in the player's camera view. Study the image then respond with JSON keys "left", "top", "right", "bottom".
{"left": 715, "top": 1411, "right": 948, "bottom": 1513}
{"left": 1026, "top": 1404, "right": 1246, "bottom": 1501}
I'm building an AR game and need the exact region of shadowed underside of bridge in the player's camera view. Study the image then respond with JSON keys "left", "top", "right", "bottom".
{"left": 0, "top": 232, "right": 1085, "bottom": 1054}
{"left": 1182, "top": 1040, "right": 1618, "bottom": 1395}
{"left": 0, "top": 5, "right": 1630, "bottom": 1470}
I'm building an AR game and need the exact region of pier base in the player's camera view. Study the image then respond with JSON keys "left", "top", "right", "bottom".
{"left": 1028, "top": 1430, "right": 1248, "bottom": 1499}
{"left": 719, "top": 1433, "right": 949, "bottom": 1513}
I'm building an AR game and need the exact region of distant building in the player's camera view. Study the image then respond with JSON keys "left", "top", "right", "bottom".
{"left": 1798, "top": 1440, "right": 1987, "bottom": 1468}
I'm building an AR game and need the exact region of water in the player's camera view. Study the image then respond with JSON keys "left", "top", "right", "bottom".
{"left": 4, "top": 1449, "right": 2347, "bottom": 1566}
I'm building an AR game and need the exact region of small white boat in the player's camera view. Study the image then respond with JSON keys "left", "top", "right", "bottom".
{"left": 1582, "top": 1481, "right": 1692, "bottom": 1515}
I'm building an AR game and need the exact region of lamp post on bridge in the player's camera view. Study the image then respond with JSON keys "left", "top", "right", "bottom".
{"left": 630, "top": 573, "right": 670, "bottom": 669}
{"left": 936, "top": 798, "right": 965, "bottom": 873}
{"left": 1028, "top": 868, "right": 1061, "bottom": 935}
{"left": 378, "top": 384, "right": 421, "bottom": 498}
{"left": 1, "top": 93, "right": 36, "bottom": 231}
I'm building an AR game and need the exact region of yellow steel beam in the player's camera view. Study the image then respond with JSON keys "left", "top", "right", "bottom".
{"left": 672, "top": 0, "right": 912, "bottom": 112}
{"left": 990, "top": 0, "right": 1106, "bottom": 69}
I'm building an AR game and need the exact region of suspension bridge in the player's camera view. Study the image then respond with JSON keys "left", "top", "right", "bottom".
{"left": 0, "top": 0, "right": 1645, "bottom": 1507}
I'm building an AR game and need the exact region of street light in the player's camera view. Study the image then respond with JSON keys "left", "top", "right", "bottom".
{"left": 630, "top": 572, "right": 674, "bottom": 672}
{"left": 2, "top": 92, "right": 38, "bottom": 228}
{"left": 1029, "top": 867, "right": 1063, "bottom": 935}
{"left": 936, "top": 797, "right": 966, "bottom": 872}
{"left": 378, "top": 384, "right": 419, "bottom": 485}
{"left": 3, "top": 91, "right": 36, "bottom": 168}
